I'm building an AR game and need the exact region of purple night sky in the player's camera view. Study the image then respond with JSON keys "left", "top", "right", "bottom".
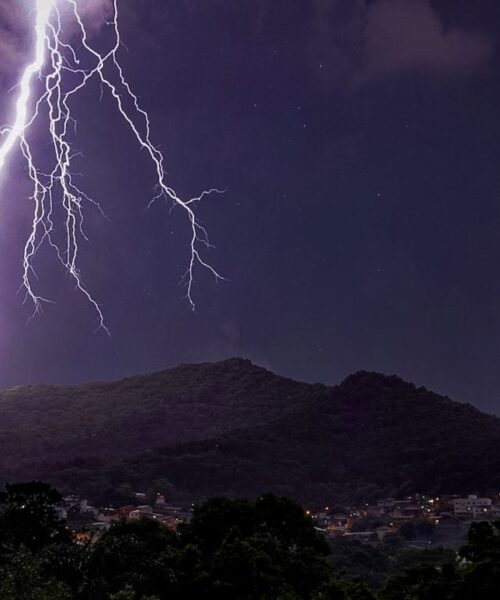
{"left": 0, "top": 0, "right": 500, "bottom": 413}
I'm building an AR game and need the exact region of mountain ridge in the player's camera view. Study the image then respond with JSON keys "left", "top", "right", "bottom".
{"left": 1, "top": 358, "right": 304, "bottom": 394}
{"left": 1, "top": 358, "right": 499, "bottom": 507}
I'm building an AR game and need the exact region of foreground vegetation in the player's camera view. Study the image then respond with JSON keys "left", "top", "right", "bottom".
{"left": 1, "top": 482, "right": 500, "bottom": 599}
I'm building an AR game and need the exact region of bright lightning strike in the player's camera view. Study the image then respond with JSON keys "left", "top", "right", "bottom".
{"left": 0, "top": 0, "right": 224, "bottom": 333}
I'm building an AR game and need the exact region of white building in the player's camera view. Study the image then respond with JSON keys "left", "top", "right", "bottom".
{"left": 452, "top": 495, "right": 491, "bottom": 518}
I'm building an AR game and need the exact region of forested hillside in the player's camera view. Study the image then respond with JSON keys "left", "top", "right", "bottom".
{"left": 2, "top": 360, "right": 500, "bottom": 506}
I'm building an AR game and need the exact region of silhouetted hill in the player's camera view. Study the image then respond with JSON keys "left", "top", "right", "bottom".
{"left": 0, "top": 358, "right": 327, "bottom": 487}
{"left": 2, "top": 361, "right": 500, "bottom": 506}
{"left": 91, "top": 369, "right": 500, "bottom": 506}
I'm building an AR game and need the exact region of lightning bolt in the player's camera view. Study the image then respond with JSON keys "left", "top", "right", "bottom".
{"left": 0, "top": 0, "right": 224, "bottom": 333}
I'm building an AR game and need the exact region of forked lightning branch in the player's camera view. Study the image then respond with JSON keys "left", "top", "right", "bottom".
{"left": 0, "top": 0, "right": 223, "bottom": 333}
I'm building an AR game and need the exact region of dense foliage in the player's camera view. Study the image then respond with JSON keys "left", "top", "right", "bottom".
{"left": 327, "top": 537, "right": 455, "bottom": 590}
{"left": 3, "top": 482, "right": 500, "bottom": 599}
{"left": 2, "top": 359, "right": 500, "bottom": 505}
{"left": 0, "top": 482, "right": 374, "bottom": 600}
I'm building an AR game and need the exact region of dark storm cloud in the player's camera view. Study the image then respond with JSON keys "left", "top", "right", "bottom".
{"left": 311, "top": 0, "right": 494, "bottom": 90}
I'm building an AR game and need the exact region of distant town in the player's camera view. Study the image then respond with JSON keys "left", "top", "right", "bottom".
{"left": 60, "top": 490, "right": 500, "bottom": 547}
{"left": 310, "top": 493, "right": 497, "bottom": 547}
